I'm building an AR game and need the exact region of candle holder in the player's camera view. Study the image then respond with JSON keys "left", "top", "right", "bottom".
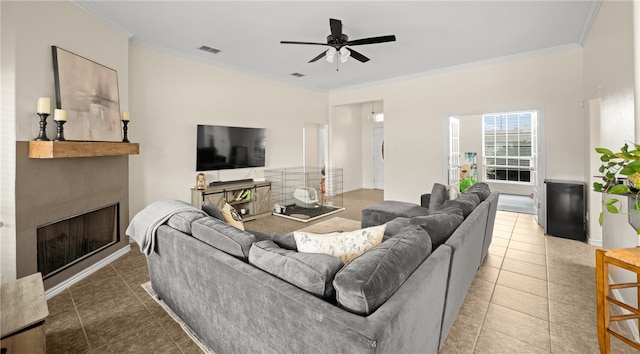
{"left": 35, "top": 113, "right": 50, "bottom": 141}
{"left": 122, "top": 120, "right": 130, "bottom": 143}
{"left": 54, "top": 120, "right": 66, "bottom": 141}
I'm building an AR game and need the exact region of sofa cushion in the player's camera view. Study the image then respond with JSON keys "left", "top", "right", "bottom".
{"left": 202, "top": 201, "right": 225, "bottom": 221}
{"left": 429, "top": 183, "right": 449, "bottom": 213}
{"left": 383, "top": 217, "right": 412, "bottom": 238}
{"left": 463, "top": 182, "right": 491, "bottom": 202}
{"left": 221, "top": 203, "right": 245, "bottom": 230}
{"left": 294, "top": 225, "right": 386, "bottom": 264}
{"left": 166, "top": 210, "right": 207, "bottom": 235}
{"left": 191, "top": 217, "right": 256, "bottom": 260}
{"left": 332, "top": 225, "right": 433, "bottom": 315}
{"left": 361, "top": 201, "right": 429, "bottom": 228}
{"left": 249, "top": 240, "right": 344, "bottom": 299}
{"left": 271, "top": 232, "right": 297, "bottom": 250}
{"left": 410, "top": 207, "right": 464, "bottom": 247}
{"left": 440, "top": 193, "right": 479, "bottom": 218}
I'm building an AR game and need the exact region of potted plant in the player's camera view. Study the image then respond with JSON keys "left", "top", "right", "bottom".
{"left": 594, "top": 143, "right": 640, "bottom": 233}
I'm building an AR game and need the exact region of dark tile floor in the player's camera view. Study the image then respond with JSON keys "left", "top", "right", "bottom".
{"left": 44, "top": 189, "right": 635, "bottom": 353}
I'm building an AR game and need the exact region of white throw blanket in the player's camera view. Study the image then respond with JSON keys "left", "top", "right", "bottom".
{"left": 126, "top": 199, "right": 206, "bottom": 256}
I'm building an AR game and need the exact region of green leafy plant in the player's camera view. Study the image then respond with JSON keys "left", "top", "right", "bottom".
{"left": 594, "top": 143, "right": 640, "bottom": 233}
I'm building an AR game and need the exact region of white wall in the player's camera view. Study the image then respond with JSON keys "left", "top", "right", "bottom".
{"left": 584, "top": 0, "right": 634, "bottom": 247}
{"left": 128, "top": 46, "right": 328, "bottom": 215}
{"left": 0, "top": 0, "right": 129, "bottom": 283}
{"left": 331, "top": 49, "right": 584, "bottom": 203}
{"left": 330, "top": 104, "right": 363, "bottom": 192}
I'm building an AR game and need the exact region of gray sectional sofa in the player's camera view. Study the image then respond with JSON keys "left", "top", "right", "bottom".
{"left": 137, "top": 182, "right": 498, "bottom": 353}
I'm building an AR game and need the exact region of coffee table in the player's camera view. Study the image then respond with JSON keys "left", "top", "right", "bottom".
{"left": 296, "top": 216, "right": 361, "bottom": 234}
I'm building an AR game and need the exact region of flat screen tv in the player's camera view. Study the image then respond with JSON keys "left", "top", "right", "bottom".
{"left": 196, "top": 125, "right": 266, "bottom": 171}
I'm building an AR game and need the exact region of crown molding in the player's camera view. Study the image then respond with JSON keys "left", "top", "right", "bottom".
{"left": 71, "top": 0, "right": 134, "bottom": 39}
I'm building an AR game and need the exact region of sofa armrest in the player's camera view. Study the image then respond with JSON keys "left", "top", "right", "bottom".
{"left": 420, "top": 193, "right": 431, "bottom": 208}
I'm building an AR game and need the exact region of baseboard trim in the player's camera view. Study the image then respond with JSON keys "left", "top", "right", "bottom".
{"left": 588, "top": 238, "right": 603, "bottom": 247}
{"left": 44, "top": 245, "right": 131, "bottom": 299}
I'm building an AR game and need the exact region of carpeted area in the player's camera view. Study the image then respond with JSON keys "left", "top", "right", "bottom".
{"left": 497, "top": 193, "right": 535, "bottom": 214}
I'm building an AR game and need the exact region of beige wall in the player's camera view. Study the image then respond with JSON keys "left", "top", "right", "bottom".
{"left": 1, "top": 1, "right": 129, "bottom": 283}
{"left": 582, "top": 0, "right": 635, "bottom": 332}
{"left": 330, "top": 49, "right": 584, "bottom": 203}
{"left": 330, "top": 104, "right": 363, "bottom": 192}
{"left": 128, "top": 46, "right": 328, "bottom": 216}
{"left": 584, "top": 0, "right": 634, "bottom": 247}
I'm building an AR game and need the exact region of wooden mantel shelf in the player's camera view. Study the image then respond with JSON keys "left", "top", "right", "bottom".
{"left": 28, "top": 141, "right": 139, "bottom": 159}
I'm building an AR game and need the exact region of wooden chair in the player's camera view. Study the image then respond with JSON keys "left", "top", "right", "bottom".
{"left": 596, "top": 248, "right": 640, "bottom": 353}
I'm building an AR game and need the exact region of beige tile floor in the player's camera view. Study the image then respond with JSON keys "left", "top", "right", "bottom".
{"left": 44, "top": 191, "right": 638, "bottom": 353}
{"left": 440, "top": 210, "right": 639, "bottom": 354}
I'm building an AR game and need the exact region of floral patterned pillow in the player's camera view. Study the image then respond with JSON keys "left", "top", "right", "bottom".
{"left": 293, "top": 225, "right": 386, "bottom": 264}
{"left": 221, "top": 203, "right": 244, "bottom": 231}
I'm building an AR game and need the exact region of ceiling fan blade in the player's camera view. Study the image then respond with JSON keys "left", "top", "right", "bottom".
{"left": 308, "top": 51, "right": 327, "bottom": 63}
{"left": 281, "top": 40, "right": 330, "bottom": 46}
{"left": 348, "top": 48, "right": 370, "bottom": 63}
{"left": 330, "top": 18, "right": 342, "bottom": 42}
{"left": 347, "top": 35, "right": 396, "bottom": 46}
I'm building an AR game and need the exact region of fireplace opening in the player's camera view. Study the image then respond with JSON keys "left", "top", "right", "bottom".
{"left": 37, "top": 203, "right": 120, "bottom": 279}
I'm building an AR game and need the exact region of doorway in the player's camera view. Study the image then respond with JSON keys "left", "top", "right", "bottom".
{"left": 373, "top": 127, "right": 384, "bottom": 189}
{"left": 303, "top": 123, "right": 327, "bottom": 169}
{"left": 445, "top": 110, "right": 545, "bottom": 225}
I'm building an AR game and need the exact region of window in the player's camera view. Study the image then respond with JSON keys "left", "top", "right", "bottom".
{"left": 483, "top": 111, "right": 535, "bottom": 184}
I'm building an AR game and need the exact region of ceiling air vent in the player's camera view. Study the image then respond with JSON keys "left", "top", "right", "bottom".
{"left": 198, "top": 45, "right": 221, "bottom": 54}
{"left": 290, "top": 73, "right": 305, "bottom": 78}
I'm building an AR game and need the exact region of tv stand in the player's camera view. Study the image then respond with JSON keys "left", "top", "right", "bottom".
{"left": 208, "top": 179, "right": 254, "bottom": 187}
{"left": 192, "top": 180, "right": 272, "bottom": 221}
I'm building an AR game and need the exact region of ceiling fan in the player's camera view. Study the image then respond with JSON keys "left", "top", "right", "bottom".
{"left": 281, "top": 18, "right": 396, "bottom": 64}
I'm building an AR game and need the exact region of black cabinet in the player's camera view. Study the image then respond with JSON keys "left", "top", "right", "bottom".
{"left": 545, "top": 179, "right": 586, "bottom": 241}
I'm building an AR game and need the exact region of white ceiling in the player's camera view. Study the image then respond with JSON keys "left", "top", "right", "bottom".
{"left": 74, "top": 1, "right": 601, "bottom": 92}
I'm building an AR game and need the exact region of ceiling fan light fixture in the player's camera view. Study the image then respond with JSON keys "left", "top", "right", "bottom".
{"left": 325, "top": 47, "right": 337, "bottom": 63}
{"left": 339, "top": 47, "right": 350, "bottom": 63}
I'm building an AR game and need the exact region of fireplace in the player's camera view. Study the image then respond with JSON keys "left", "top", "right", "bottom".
{"left": 37, "top": 203, "right": 120, "bottom": 279}
{"left": 15, "top": 141, "right": 131, "bottom": 291}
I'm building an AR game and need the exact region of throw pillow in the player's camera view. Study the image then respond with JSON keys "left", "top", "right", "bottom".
{"left": 249, "top": 240, "right": 344, "bottom": 299}
{"left": 202, "top": 201, "right": 225, "bottom": 221}
{"left": 410, "top": 208, "right": 464, "bottom": 248}
{"left": 294, "top": 225, "right": 386, "bottom": 264}
{"left": 221, "top": 203, "right": 244, "bottom": 230}
{"left": 166, "top": 210, "right": 207, "bottom": 235}
{"left": 428, "top": 183, "right": 449, "bottom": 213}
{"left": 333, "top": 225, "right": 433, "bottom": 315}
{"left": 191, "top": 217, "right": 256, "bottom": 260}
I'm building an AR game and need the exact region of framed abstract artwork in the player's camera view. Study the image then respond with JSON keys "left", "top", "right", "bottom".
{"left": 52, "top": 46, "right": 121, "bottom": 141}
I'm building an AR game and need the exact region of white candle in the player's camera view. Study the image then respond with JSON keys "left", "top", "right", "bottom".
{"left": 121, "top": 111, "right": 130, "bottom": 121}
{"left": 36, "top": 97, "right": 50, "bottom": 114}
{"left": 54, "top": 109, "right": 67, "bottom": 121}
